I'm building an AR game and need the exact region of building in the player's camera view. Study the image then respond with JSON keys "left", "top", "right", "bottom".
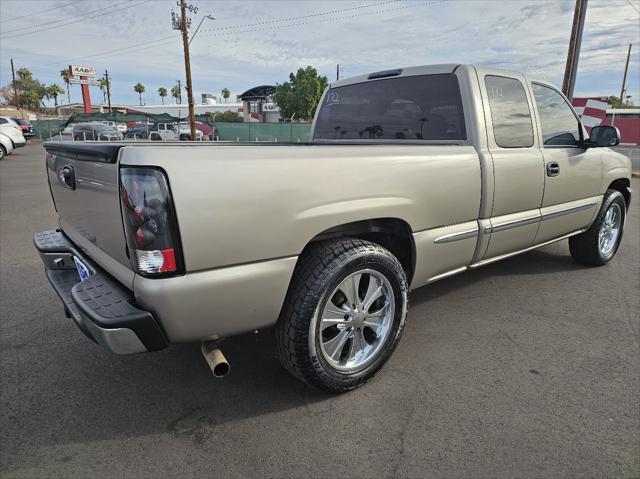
{"left": 572, "top": 97, "right": 639, "bottom": 145}
{"left": 122, "top": 103, "right": 242, "bottom": 118}
{"left": 602, "top": 109, "right": 640, "bottom": 145}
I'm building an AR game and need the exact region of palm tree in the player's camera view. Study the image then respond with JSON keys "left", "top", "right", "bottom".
{"left": 59, "top": 69, "right": 71, "bottom": 104}
{"left": 46, "top": 84, "right": 65, "bottom": 108}
{"left": 171, "top": 84, "right": 181, "bottom": 104}
{"left": 134, "top": 83, "right": 145, "bottom": 106}
{"left": 158, "top": 87, "right": 168, "bottom": 105}
{"left": 221, "top": 87, "right": 230, "bottom": 103}
{"left": 99, "top": 76, "right": 110, "bottom": 104}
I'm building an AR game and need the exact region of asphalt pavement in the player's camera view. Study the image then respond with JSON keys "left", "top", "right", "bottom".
{"left": 1, "top": 143, "right": 638, "bottom": 478}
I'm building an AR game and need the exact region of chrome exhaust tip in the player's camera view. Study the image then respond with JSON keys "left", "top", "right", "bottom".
{"left": 201, "top": 342, "right": 230, "bottom": 378}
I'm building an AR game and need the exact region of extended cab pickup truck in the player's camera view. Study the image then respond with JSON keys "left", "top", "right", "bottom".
{"left": 36, "top": 64, "right": 632, "bottom": 392}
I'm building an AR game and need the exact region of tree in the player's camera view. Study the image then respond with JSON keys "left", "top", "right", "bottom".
{"left": 607, "top": 95, "right": 634, "bottom": 108}
{"left": 1, "top": 67, "right": 47, "bottom": 110}
{"left": 212, "top": 111, "right": 242, "bottom": 122}
{"left": 99, "top": 76, "right": 110, "bottom": 104}
{"left": 46, "top": 84, "right": 65, "bottom": 107}
{"left": 273, "top": 66, "right": 328, "bottom": 121}
{"left": 59, "top": 68, "right": 71, "bottom": 104}
{"left": 221, "top": 87, "right": 230, "bottom": 103}
{"left": 158, "top": 87, "right": 168, "bottom": 105}
{"left": 171, "top": 84, "right": 181, "bottom": 104}
{"left": 134, "top": 83, "right": 145, "bottom": 106}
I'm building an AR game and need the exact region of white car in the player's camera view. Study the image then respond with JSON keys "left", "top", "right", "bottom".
{"left": 100, "top": 121, "right": 127, "bottom": 133}
{"left": 0, "top": 132, "right": 14, "bottom": 159}
{"left": 0, "top": 116, "right": 27, "bottom": 149}
{"left": 149, "top": 122, "right": 204, "bottom": 141}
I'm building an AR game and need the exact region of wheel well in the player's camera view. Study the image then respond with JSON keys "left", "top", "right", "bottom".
{"left": 306, "top": 218, "right": 416, "bottom": 284}
{"left": 608, "top": 178, "right": 631, "bottom": 209}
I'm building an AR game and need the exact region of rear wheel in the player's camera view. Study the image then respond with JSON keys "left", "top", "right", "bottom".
{"left": 569, "top": 189, "right": 626, "bottom": 266}
{"left": 275, "top": 239, "right": 408, "bottom": 393}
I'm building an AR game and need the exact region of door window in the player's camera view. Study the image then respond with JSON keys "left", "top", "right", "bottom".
{"left": 485, "top": 75, "right": 534, "bottom": 148}
{"left": 532, "top": 83, "right": 581, "bottom": 146}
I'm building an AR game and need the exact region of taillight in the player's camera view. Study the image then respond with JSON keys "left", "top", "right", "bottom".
{"left": 119, "top": 167, "right": 184, "bottom": 276}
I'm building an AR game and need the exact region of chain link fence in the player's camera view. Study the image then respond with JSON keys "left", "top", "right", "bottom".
{"left": 31, "top": 118, "right": 312, "bottom": 143}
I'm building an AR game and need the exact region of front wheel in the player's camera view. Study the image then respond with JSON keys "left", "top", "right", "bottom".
{"left": 0, "top": 145, "right": 6, "bottom": 160}
{"left": 275, "top": 239, "right": 408, "bottom": 393}
{"left": 569, "top": 189, "right": 626, "bottom": 266}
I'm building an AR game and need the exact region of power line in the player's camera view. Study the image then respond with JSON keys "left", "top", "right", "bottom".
{"left": 197, "top": 0, "right": 402, "bottom": 34}
{"left": 0, "top": 0, "right": 79, "bottom": 24}
{"left": 0, "top": 0, "right": 149, "bottom": 39}
{"left": 28, "top": 0, "right": 444, "bottom": 71}
{"left": 625, "top": 0, "right": 640, "bottom": 13}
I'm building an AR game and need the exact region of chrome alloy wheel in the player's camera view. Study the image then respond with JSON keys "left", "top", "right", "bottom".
{"left": 318, "top": 269, "right": 395, "bottom": 373}
{"left": 598, "top": 203, "right": 622, "bottom": 257}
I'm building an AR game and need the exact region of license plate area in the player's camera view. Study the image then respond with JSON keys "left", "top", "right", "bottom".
{"left": 73, "top": 256, "right": 91, "bottom": 281}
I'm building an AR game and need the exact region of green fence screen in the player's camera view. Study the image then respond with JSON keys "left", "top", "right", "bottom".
{"left": 213, "top": 122, "right": 311, "bottom": 142}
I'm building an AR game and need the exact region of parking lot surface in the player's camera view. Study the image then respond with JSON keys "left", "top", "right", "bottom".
{"left": 1, "top": 143, "right": 638, "bottom": 478}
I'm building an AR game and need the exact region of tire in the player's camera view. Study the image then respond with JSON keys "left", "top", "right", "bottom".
{"left": 275, "top": 239, "right": 409, "bottom": 393}
{"left": 179, "top": 134, "right": 190, "bottom": 141}
{"left": 569, "top": 189, "right": 626, "bottom": 266}
{"left": 0, "top": 145, "right": 6, "bottom": 160}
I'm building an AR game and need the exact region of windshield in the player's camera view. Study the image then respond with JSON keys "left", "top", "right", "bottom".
{"left": 93, "top": 124, "right": 115, "bottom": 131}
{"left": 313, "top": 74, "right": 466, "bottom": 141}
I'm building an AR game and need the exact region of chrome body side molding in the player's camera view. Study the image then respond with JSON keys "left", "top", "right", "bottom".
{"left": 433, "top": 227, "right": 479, "bottom": 244}
{"left": 487, "top": 214, "right": 541, "bottom": 234}
{"left": 540, "top": 201, "right": 597, "bottom": 220}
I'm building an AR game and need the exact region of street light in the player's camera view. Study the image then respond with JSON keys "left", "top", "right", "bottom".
{"left": 189, "top": 14, "right": 214, "bottom": 45}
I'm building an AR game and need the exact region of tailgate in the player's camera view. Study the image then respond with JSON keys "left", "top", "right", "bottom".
{"left": 45, "top": 142, "right": 134, "bottom": 287}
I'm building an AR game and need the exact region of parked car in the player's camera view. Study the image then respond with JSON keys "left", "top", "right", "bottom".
{"left": 36, "top": 64, "right": 632, "bottom": 392}
{"left": 0, "top": 132, "right": 14, "bottom": 159}
{"left": 0, "top": 116, "right": 27, "bottom": 149}
{"left": 100, "top": 120, "right": 127, "bottom": 134}
{"left": 72, "top": 123, "right": 123, "bottom": 141}
{"left": 125, "top": 124, "right": 152, "bottom": 139}
{"left": 11, "top": 118, "right": 35, "bottom": 139}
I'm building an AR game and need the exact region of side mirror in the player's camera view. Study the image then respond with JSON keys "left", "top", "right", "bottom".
{"left": 588, "top": 125, "right": 621, "bottom": 147}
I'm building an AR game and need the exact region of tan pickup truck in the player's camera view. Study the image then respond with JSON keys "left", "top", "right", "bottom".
{"left": 35, "top": 64, "right": 632, "bottom": 392}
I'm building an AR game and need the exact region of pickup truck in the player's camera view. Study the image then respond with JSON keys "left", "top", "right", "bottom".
{"left": 35, "top": 64, "right": 632, "bottom": 392}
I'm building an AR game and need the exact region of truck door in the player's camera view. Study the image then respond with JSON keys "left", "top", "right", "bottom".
{"left": 529, "top": 82, "right": 602, "bottom": 244}
{"left": 478, "top": 72, "right": 545, "bottom": 260}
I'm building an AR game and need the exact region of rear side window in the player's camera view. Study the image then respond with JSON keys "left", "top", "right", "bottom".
{"left": 313, "top": 74, "right": 466, "bottom": 141}
{"left": 0, "top": 118, "right": 7, "bottom": 124}
{"left": 532, "top": 83, "right": 581, "bottom": 146}
{"left": 485, "top": 75, "right": 534, "bottom": 148}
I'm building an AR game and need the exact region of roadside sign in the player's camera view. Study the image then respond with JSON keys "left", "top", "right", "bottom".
{"left": 69, "top": 78, "right": 102, "bottom": 86}
{"left": 69, "top": 65, "right": 96, "bottom": 77}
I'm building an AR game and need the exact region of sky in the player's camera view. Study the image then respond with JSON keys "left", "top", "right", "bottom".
{"left": 0, "top": 0, "right": 638, "bottom": 107}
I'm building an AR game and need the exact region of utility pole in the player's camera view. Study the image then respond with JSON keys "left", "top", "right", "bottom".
{"left": 612, "top": 43, "right": 632, "bottom": 127}
{"left": 336, "top": 64, "right": 340, "bottom": 82}
{"left": 562, "top": 0, "right": 588, "bottom": 99}
{"left": 104, "top": 70, "right": 112, "bottom": 114}
{"left": 175, "top": 0, "right": 196, "bottom": 141}
{"left": 618, "top": 43, "right": 632, "bottom": 107}
{"left": 10, "top": 59, "right": 20, "bottom": 110}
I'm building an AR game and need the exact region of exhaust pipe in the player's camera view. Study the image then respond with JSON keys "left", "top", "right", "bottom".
{"left": 201, "top": 341, "right": 230, "bottom": 378}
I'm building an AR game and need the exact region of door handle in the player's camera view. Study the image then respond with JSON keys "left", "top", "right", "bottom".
{"left": 546, "top": 162, "right": 560, "bottom": 177}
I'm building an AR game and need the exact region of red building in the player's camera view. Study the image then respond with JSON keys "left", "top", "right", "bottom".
{"left": 572, "top": 97, "right": 639, "bottom": 145}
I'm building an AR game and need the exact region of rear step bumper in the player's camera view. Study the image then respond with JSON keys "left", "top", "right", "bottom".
{"left": 34, "top": 229, "right": 168, "bottom": 354}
